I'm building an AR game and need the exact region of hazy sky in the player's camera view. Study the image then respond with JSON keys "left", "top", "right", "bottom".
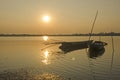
{"left": 0, "top": 0, "right": 120, "bottom": 34}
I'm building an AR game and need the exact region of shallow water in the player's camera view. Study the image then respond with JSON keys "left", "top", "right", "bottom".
{"left": 0, "top": 36, "right": 120, "bottom": 80}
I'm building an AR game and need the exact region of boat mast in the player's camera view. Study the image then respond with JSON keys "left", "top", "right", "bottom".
{"left": 89, "top": 10, "right": 98, "bottom": 40}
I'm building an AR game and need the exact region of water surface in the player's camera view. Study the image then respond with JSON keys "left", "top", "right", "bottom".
{"left": 0, "top": 36, "right": 120, "bottom": 80}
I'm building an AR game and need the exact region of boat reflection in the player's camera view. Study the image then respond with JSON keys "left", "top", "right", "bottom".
{"left": 88, "top": 47, "right": 105, "bottom": 59}
{"left": 41, "top": 50, "right": 51, "bottom": 65}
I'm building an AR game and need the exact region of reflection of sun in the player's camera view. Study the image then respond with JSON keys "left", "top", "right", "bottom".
{"left": 43, "top": 16, "right": 50, "bottom": 22}
{"left": 43, "top": 36, "right": 48, "bottom": 41}
{"left": 42, "top": 59, "right": 48, "bottom": 64}
{"left": 42, "top": 50, "right": 50, "bottom": 65}
{"left": 44, "top": 50, "right": 49, "bottom": 58}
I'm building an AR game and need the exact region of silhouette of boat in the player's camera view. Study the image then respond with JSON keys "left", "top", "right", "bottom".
{"left": 89, "top": 41, "right": 107, "bottom": 51}
{"left": 59, "top": 40, "right": 107, "bottom": 53}
{"left": 59, "top": 40, "right": 93, "bottom": 53}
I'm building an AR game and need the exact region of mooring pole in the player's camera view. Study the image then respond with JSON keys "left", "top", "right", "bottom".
{"left": 89, "top": 10, "right": 98, "bottom": 40}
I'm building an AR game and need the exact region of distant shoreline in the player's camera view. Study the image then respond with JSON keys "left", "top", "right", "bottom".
{"left": 0, "top": 33, "right": 120, "bottom": 37}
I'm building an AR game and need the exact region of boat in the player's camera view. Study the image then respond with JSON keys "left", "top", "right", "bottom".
{"left": 58, "top": 40, "right": 107, "bottom": 53}
{"left": 59, "top": 40, "right": 93, "bottom": 53}
{"left": 89, "top": 41, "right": 107, "bottom": 51}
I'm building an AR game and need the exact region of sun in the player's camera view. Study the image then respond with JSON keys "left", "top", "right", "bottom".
{"left": 43, "top": 16, "right": 50, "bottom": 22}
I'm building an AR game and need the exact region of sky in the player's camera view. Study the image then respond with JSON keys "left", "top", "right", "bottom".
{"left": 0, "top": 0, "right": 120, "bottom": 34}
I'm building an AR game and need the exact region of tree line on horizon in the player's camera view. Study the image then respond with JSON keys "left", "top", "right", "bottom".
{"left": 0, "top": 32, "right": 120, "bottom": 36}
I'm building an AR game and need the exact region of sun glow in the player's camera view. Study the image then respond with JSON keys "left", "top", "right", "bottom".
{"left": 43, "top": 16, "right": 50, "bottom": 22}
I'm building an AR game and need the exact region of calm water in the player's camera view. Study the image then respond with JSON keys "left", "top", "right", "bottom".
{"left": 0, "top": 36, "right": 120, "bottom": 80}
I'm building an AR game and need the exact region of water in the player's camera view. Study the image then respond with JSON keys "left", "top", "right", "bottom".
{"left": 0, "top": 36, "right": 120, "bottom": 80}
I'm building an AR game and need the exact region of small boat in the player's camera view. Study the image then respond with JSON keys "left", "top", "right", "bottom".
{"left": 89, "top": 41, "right": 107, "bottom": 51}
{"left": 88, "top": 41, "right": 107, "bottom": 59}
{"left": 59, "top": 40, "right": 107, "bottom": 53}
{"left": 59, "top": 40, "right": 93, "bottom": 53}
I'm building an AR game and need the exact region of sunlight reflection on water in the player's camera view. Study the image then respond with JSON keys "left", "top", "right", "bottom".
{"left": 43, "top": 36, "right": 49, "bottom": 41}
{"left": 41, "top": 50, "right": 51, "bottom": 65}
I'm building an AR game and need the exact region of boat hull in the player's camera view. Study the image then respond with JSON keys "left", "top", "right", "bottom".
{"left": 59, "top": 40, "right": 93, "bottom": 53}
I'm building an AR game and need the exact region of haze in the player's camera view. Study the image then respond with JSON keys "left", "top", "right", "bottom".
{"left": 0, "top": 0, "right": 120, "bottom": 34}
